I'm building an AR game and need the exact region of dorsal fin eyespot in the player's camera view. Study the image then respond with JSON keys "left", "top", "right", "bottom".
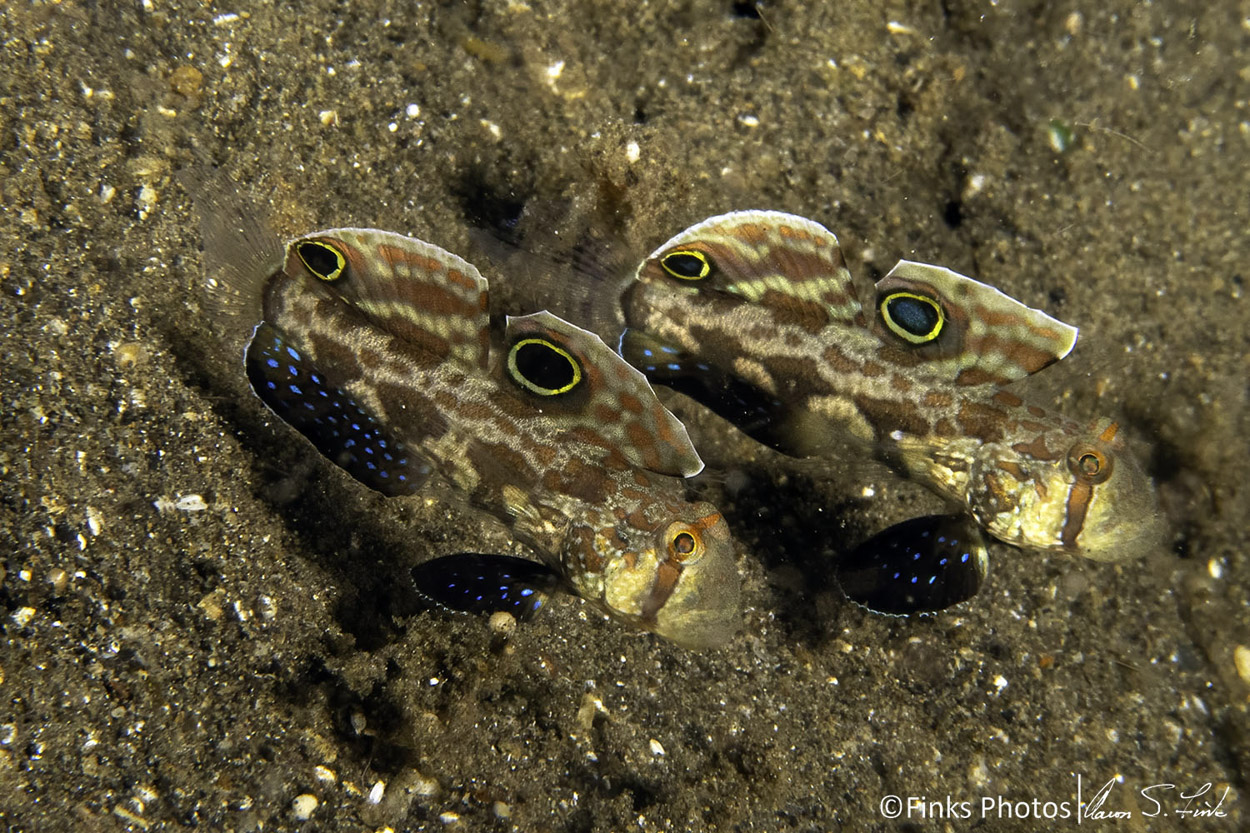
{"left": 504, "top": 312, "right": 705, "bottom": 478}
{"left": 639, "top": 211, "right": 863, "bottom": 324}
{"left": 872, "top": 261, "right": 1079, "bottom": 386}
{"left": 507, "top": 337, "right": 582, "bottom": 396}
{"left": 286, "top": 228, "right": 492, "bottom": 370}
{"left": 295, "top": 239, "right": 347, "bottom": 282}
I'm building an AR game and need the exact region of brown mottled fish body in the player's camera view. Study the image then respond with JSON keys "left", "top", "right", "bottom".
{"left": 203, "top": 219, "right": 739, "bottom": 648}
{"left": 618, "top": 211, "right": 1161, "bottom": 561}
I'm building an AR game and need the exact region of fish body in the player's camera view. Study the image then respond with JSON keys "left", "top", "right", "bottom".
{"left": 201, "top": 218, "right": 739, "bottom": 648}
{"left": 615, "top": 210, "right": 1162, "bottom": 563}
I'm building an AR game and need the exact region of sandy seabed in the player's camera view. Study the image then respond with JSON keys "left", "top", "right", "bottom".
{"left": 2, "top": 2, "right": 1247, "bottom": 830}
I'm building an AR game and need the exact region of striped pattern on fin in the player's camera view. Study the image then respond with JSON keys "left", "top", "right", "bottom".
{"left": 504, "top": 312, "right": 705, "bottom": 477}
{"left": 245, "top": 321, "right": 433, "bottom": 496}
{"left": 411, "top": 553, "right": 560, "bottom": 620}
{"left": 873, "top": 260, "right": 1079, "bottom": 387}
{"left": 835, "top": 514, "right": 989, "bottom": 616}
{"left": 638, "top": 210, "right": 863, "bottom": 328}
{"left": 287, "top": 229, "right": 490, "bottom": 369}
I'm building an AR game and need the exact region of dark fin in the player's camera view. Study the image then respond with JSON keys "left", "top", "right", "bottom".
{"left": 872, "top": 260, "right": 1078, "bottom": 387}
{"left": 179, "top": 167, "right": 285, "bottom": 351}
{"left": 618, "top": 328, "right": 801, "bottom": 454}
{"left": 410, "top": 553, "right": 561, "bottom": 620}
{"left": 835, "top": 514, "right": 989, "bottom": 615}
{"left": 503, "top": 313, "right": 704, "bottom": 477}
{"left": 246, "top": 322, "right": 433, "bottom": 496}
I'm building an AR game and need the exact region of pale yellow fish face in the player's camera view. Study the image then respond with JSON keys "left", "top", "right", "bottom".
{"left": 971, "top": 422, "right": 1165, "bottom": 562}
{"left": 599, "top": 503, "right": 741, "bottom": 650}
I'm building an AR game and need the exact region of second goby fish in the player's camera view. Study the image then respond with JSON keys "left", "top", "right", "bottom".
{"left": 612, "top": 211, "right": 1163, "bottom": 564}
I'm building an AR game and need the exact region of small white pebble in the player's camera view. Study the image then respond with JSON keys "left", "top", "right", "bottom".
{"left": 291, "top": 794, "right": 318, "bottom": 820}
{"left": 367, "top": 780, "right": 385, "bottom": 805}
{"left": 319, "top": 110, "right": 339, "bottom": 127}
{"left": 136, "top": 185, "right": 158, "bottom": 220}
{"left": 11, "top": 607, "right": 36, "bottom": 628}
{"left": 406, "top": 103, "right": 420, "bottom": 118}
{"left": 1234, "top": 645, "right": 1250, "bottom": 685}
{"left": 99, "top": 184, "right": 117, "bottom": 204}
{"left": 1208, "top": 558, "right": 1224, "bottom": 580}
{"left": 313, "top": 765, "right": 337, "bottom": 784}
{"left": 174, "top": 494, "right": 208, "bottom": 512}
{"left": 439, "top": 811, "right": 461, "bottom": 824}
{"left": 625, "top": 141, "right": 641, "bottom": 163}
{"left": 649, "top": 738, "right": 665, "bottom": 756}
{"left": 992, "top": 675, "right": 1008, "bottom": 693}
{"left": 738, "top": 114, "right": 760, "bottom": 128}
{"left": 86, "top": 506, "right": 103, "bottom": 536}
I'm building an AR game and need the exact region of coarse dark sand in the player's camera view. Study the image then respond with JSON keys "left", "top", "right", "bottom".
{"left": 2, "top": 2, "right": 1246, "bottom": 830}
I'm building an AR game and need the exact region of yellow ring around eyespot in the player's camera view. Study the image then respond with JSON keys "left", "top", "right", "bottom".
{"left": 880, "top": 291, "right": 944, "bottom": 344}
{"left": 507, "top": 338, "right": 582, "bottom": 396}
{"left": 660, "top": 249, "right": 712, "bottom": 281}
{"left": 296, "top": 240, "right": 347, "bottom": 282}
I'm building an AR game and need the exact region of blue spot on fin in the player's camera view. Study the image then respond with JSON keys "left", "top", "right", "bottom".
{"left": 618, "top": 328, "right": 800, "bottom": 454}
{"left": 410, "top": 554, "right": 559, "bottom": 621}
{"left": 245, "top": 322, "right": 431, "bottom": 497}
{"left": 835, "top": 514, "right": 989, "bottom": 616}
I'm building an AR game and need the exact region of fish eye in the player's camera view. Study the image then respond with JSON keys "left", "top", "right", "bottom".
{"left": 296, "top": 240, "right": 347, "bottom": 282}
{"left": 660, "top": 250, "right": 712, "bottom": 281}
{"left": 507, "top": 337, "right": 582, "bottom": 396}
{"left": 880, "top": 291, "right": 944, "bottom": 344}
{"left": 666, "top": 526, "right": 704, "bottom": 563}
{"left": 1067, "top": 443, "right": 1113, "bottom": 484}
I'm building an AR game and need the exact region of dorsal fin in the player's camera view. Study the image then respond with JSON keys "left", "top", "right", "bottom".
{"left": 286, "top": 229, "right": 491, "bottom": 369}
{"left": 501, "top": 312, "right": 705, "bottom": 477}
{"left": 637, "top": 210, "right": 863, "bottom": 328}
{"left": 871, "top": 260, "right": 1079, "bottom": 386}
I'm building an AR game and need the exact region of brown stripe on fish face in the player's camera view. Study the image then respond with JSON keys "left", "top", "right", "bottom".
{"left": 640, "top": 560, "right": 683, "bottom": 624}
{"left": 1011, "top": 435, "right": 1061, "bottom": 462}
{"left": 1060, "top": 480, "right": 1094, "bottom": 548}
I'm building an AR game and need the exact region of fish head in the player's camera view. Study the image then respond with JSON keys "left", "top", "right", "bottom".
{"left": 971, "top": 419, "right": 1165, "bottom": 562}
{"left": 569, "top": 493, "right": 740, "bottom": 650}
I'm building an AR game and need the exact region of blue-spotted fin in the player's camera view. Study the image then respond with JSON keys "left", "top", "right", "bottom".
{"left": 835, "top": 515, "right": 989, "bottom": 616}
{"left": 195, "top": 203, "right": 740, "bottom": 649}
{"left": 614, "top": 210, "right": 1163, "bottom": 564}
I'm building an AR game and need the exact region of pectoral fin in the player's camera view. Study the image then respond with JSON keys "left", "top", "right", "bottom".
{"left": 245, "top": 322, "right": 434, "bottom": 496}
{"left": 618, "top": 328, "right": 804, "bottom": 454}
{"left": 835, "top": 514, "right": 989, "bottom": 615}
{"left": 410, "top": 553, "right": 561, "bottom": 619}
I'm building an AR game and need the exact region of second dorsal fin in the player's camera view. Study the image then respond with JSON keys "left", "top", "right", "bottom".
{"left": 501, "top": 312, "right": 705, "bottom": 477}
{"left": 285, "top": 229, "right": 491, "bottom": 370}
{"left": 871, "top": 260, "right": 1079, "bottom": 386}
{"left": 636, "top": 210, "right": 864, "bottom": 329}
